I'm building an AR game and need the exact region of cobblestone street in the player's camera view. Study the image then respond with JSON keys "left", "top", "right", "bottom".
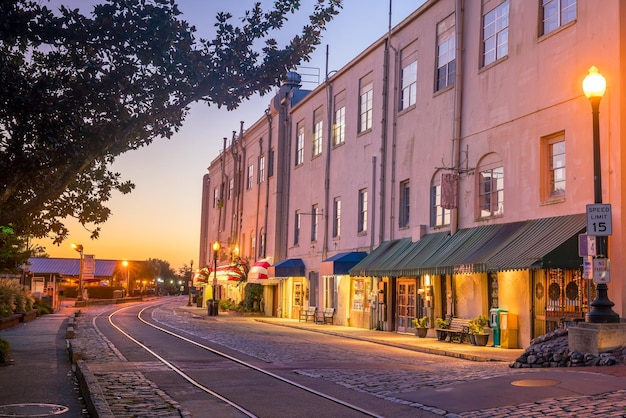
{"left": 71, "top": 300, "right": 626, "bottom": 417}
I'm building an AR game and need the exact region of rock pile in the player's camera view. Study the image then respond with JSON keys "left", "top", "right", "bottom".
{"left": 510, "top": 327, "right": 626, "bottom": 368}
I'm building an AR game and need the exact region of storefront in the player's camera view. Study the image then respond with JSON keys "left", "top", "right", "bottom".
{"left": 269, "top": 258, "right": 306, "bottom": 319}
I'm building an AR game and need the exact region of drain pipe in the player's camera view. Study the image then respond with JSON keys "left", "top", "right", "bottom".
{"left": 451, "top": 0, "right": 464, "bottom": 235}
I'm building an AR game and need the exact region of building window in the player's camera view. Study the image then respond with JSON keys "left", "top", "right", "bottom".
{"left": 258, "top": 228, "right": 265, "bottom": 258}
{"left": 332, "top": 197, "right": 341, "bottom": 238}
{"left": 400, "top": 60, "right": 417, "bottom": 110}
{"left": 359, "top": 76, "right": 373, "bottom": 133}
{"left": 482, "top": 0, "right": 509, "bottom": 67}
{"left": 228, "top": 178, "right": 234, "bottom": 200}
{"left": 247, "top": 164, "right": 254, "bottom": 189}
{"left": 358, "top": 189, "right": 368, "bottom": 233}
{"left": 399, "top": 180, "right": 410, "bottom": 228}
{"left": 436, "top": 14, "right": 455, "bottom": 91}
{"left": 213, "top": 186, "right": 219, "bottom": 208}
{"left": 312, "top": 107, "right": 323, "bottom": 157}
{"left": 258, "top": 155, "right": 265, "bottom": 183}
{"left": 295, "top": 121, "right": 305, "bottom": 166}
{"left": 311, "top": 204, "right": 319, "bottom": 242}
{"left": 549, "top": 140, "right": 566, "bottom": 197}
{"left": 431, "top": 183, "right": 451, "bottom": 227}
{"left": 294, "top": 211, "right": 301, "bottom": 246}
{"left": 541, "top": 0, "right": 576, "bottom": 36}
{"left": 479, "top": 166, "right": 504, "bottom": 218}
{"left": 333, "top": 107, "right": 345, "bottom": 146}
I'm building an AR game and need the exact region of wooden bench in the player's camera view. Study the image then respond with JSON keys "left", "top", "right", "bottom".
{"left": 299, "top": 306, "right": 317, "bottom": 322}
{"left": 437, "top": 317, "right": 471, "bottom": 343}
{"left": 316, "top": 308, "right": 335, "bottom": 324}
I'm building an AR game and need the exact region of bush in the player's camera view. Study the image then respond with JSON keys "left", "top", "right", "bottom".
{"left": 34, "top": 297, "right": 53, "bottom": 315}
{"left": 0, "top": 338, "right": 10, "bottom": 365}
{"left": 0, "top": 278, "right": 34, "bottom": 317}
{"left": 219, "top": 299, "right": 238, "bottom": 311}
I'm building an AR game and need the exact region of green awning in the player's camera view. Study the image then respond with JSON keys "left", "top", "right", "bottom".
{"left": 413, "top": 222, "right": 526, "bottom": 275}
{"left": 396, "top": 232, "right": 450, "bottom": 276}
{"left": 485, "top": 214, "right": 586, "bottom": 271}
{"left": 348, "top": 238, "right": 413, "bottom": 277}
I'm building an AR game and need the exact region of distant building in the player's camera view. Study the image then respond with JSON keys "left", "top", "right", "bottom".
{"left": 199, "top": 0, "right": 624, "bottom": 348}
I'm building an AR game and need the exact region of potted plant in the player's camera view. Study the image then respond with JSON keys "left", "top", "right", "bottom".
{"left": 469, "top": 315, "right": 490, "bottom": 346}
{"left": 412, "top": 316, "right": 428, "bottom": 338}
{"left": 435, "top": 317, "right": 448, "bottom": 341}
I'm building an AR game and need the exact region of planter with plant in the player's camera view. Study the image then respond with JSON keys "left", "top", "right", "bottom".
{"left": 435, "top": 317, "right": 448, "bottom": 341}
{"left": 469, "top": 314, "right": 490, "bottom": 346}
{"left": 412, "top": 316, "right": 428, "bottom": 337}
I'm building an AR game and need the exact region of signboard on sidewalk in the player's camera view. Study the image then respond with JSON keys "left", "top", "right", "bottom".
{"left": 586, "top": 204, "right": 612, "bottom": 236}
{"left": 578, "top": 234, "right": 597, "bottom": 257}
{"left": 82, "top": 254, "right": 95, "bottom": 282}
{"left": 593, "top": 258, "right": 610, "bottom": 284}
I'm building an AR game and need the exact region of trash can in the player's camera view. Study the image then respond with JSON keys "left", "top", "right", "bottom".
{"left": 207, "top": 300, "right": 219, "bottom": 316}
{"left": 490, "top": 308, "right": 507, "bottom": 347}
{"left": 500, "top": 312, "right": 518, "bottom": 349}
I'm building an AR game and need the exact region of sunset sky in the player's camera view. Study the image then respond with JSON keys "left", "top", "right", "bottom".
{"left": 37, "top": 1, "right": 423, "bottom": 270}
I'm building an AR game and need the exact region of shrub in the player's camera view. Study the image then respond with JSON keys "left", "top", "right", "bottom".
{"left": 0, "top": 278, "right": 34, "bottom": 317}
{"left": 219, "top": 299, "right": 238, "bottom": 311}
{"left": 435, "top": 317, "right": 448, "bottom": 329}
{"left": 0, "top": 338, "right": 10, "bottom": 365}
{"left": 34, "top": 298, "right": 53, "bottom": 315}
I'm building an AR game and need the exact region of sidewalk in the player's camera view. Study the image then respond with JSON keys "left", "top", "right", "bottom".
{"left": 0, "top": 303, "right": 86, "bottom": 418}
{"left": 181, "top": 305, "right": 523, "bottom": 364}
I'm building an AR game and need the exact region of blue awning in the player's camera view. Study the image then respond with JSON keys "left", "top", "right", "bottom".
{"left": 320, "top": 252, "right": 368, "bottom": 275}
{"left": 270, "top": 258, "right": 305, "bottom": 277}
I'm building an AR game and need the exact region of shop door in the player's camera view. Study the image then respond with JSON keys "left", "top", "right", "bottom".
{"left": 532, "top": 268, "right": 589, "bottom": 338}
{"left": 292, "top": 279, "right": 304, "bottom": 319}
{"left": 396, "top": 279, "right": 417, "bottom": 333}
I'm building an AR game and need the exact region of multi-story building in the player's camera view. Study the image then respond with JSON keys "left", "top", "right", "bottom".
{"left": 199, "top": 0, "right": 624, "bottom": 348}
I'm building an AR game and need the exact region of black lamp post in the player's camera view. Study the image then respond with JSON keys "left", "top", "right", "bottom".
{"left": 187, "top": 259, "right": 194, "bottom": 306}
{"left": 582, "top": 66, "right": 620, "bottom": 323}
{"left": 209, "top": 241, "right": 220, "bottom": 316}
{"left": 72, "top": 243, "right": 84, "bottom": 301}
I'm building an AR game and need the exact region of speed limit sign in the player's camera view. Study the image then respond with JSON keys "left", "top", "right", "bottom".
{"left": 587, "top": 204, "right": 612, "bottom": 236}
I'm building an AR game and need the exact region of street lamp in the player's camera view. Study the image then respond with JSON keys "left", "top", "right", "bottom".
{"left": 582, "top": 66, "right": 619, "bottom": 323}
{"left": 187, "top": 259, "right": 194, "bottom": 306}
{"left": 209, "top": 241, "right": 220, "bottom": 316}
{"left": 71, "top": 243, "right": 84, "bottom": 302}
{"left": 122, "top": 261, "right": 130, "bottom": 297}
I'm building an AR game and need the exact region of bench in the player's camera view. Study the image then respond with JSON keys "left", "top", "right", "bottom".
{"left": 299, "top": 306, "right": 317, "bottom": 322}
{"left": 316, "top": 308, "right": 335, "bottom": 324}
{"left": 437, "top": 317, "right": 471, "bottom": 343}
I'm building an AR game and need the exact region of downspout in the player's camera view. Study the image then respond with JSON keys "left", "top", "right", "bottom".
{"left": 229, "top": 131, "right": 238, "bottom": 246}
{"left": 451, "top": 0, "right": 464, "bottom": 234}
{"left": 218, "top": 137, "right": 227, "bottom": 242}
{"left": 379, "top": 0, "right": 392, "bottom": 246}
{"left": 237, "top": 122, "right": 246, "bottom": 251}
{"left": 323, "top": 45, "right": 333, "bottom": 261}
{"left": 262, "top": 108, "right": 272, "bottom": 259}
{"left": 389, "top": 43, "right": 399, "bottom": 240}
{"left": 371, "top": 156, "right": 377, "bottom": 251}
{"left": 255, "top": 137, "right": 263, "bottom": 260}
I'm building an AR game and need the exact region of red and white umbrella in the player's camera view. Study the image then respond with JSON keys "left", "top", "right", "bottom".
{"left": 215, "top": 264, "right": 246, "bottom": 282}
{"left": 247, "top": 258, "right": 273, "bottom": 283}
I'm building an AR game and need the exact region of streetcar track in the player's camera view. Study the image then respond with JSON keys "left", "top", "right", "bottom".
{"left": 100, "top": 301, "right": 383, "bottom": 418}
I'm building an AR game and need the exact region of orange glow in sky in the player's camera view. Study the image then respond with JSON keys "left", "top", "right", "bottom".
{"left": 35, "top": 1, "right": 422, "bottom": 270}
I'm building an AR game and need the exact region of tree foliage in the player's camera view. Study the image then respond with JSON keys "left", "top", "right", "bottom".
{"left": 0, "top": 0, "right": 342, "bottom": 244}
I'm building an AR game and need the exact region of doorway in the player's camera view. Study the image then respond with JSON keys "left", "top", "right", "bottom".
{"left": 396, "top": 278, "right": 417, "bottom": 333}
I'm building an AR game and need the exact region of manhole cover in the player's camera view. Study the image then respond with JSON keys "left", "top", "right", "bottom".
{"left": 511, "top": 379, "right": 559, "bottom": 387}
{"left": 0, "top": 403, "right": 69, "bottom": 417}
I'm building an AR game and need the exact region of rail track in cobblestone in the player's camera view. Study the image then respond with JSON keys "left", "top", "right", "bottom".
{"left": 98, "top": 302, "right": 386, "bottom": 418}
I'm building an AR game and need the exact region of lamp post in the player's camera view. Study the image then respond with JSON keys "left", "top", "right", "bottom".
{"left": 71, "top": 243, "right": 84, "bottom": 302}
{"left": 209, "top": 241, "right": 220, "bottom": 316}
{"left": 187, "top": 259, "right": 194, "bottom": 306}
{"left": 122, "top": 261, "right": 130, "bottom": 297}
{"left": 582, "top": 66, "right": 620, "bottom": 323}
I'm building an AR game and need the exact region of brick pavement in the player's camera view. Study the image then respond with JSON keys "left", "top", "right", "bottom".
{"left": 70, "top": 301, "right": 626, "bottom": 417}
